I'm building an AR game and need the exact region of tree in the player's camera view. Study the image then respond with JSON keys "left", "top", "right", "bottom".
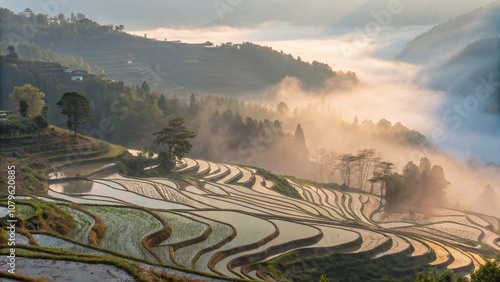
{"left": 140, "top": 81, "right": 150, "bottom": 95}
{"left": 189, "top": 93, "right": 199, "bottom": 115}
{"left": 426, "top": 165, "right": 449, "bottom": 205}
{"left": 356, "top": 148, "right": 381, "bottom": 191}
{"left": 6, "top": 45, "right": 19, "bottom": 62}
{"left": 336, "top": 154, "right": 360, "bottom": 188}
{"left": 415, "top": 268, "right": 468, "bottom": 282}
{"left": 9, "top": 84, "right": 45, "bottom": 118}
{"left": 277, "top": 101, "right": 289, "bottom": 115}
{"left": 157, "top": 95, "right": 169, "bottom": 115}
{"left": 57, "top": 13, "right": 66, "bottom": 24}
{"left": 295, "top": 123, "right": 306, "bottom": 145}
{"left": 319, "top": 274, "right": 330, "bottom": 282}
{"left": 369, "top": 161, "right": 395, "bottom": 199}
{"left": 19, "top": 100, "right": 28, "bottom": 117}
{"left": 153, "top": 117, "right": 196, "bottom": 171}
{"left": 470, "top": 260, "right": 500, "bottom": 282}
{"left": 76, "top": 13, "right": 86, "bottom": 20}
{"left": 56, "top": 92, "right": 91, "bottom": 138}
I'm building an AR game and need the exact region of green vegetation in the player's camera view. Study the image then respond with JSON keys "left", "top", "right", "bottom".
{"left": 13, "top": 41, "right": 99, "bottom": 73}
{"left": 256, "top": 168, "right": 301, "bottom": 199}
{"left": 153, "top": 117, "right": 196, "bottom": 172}
{"left": 85, "top": 206, "right": 163, "bottom": 261}
{"left": 320, "top": 274, "right": 330, "bottom": 282}
{"left": 0, "top": 8, "right": 357, "bottom": 94}
{"left": 61, "top": 205, "right": 95, "bottom": 243}
{"left": 415, "top": 261, "right": 500, "bottom": 282}
{"left": 415, "top": 269, "right": 468, "bottom": 282}
{"left": 381, "top": 157, "right": 449, "bottom": 208}
{"left": 0, "top": 199, "right": 75, "bottom": 236}
{"left": 470, "top": 260, "right": 500, "bottom": 282}
{"left": 265, "top": 251, "right": 433, "bottom": 282}
{"left": 56, "top": 92, "right": 92, "bottom": 138}
{"left": 9, "top": 84, "right": 46, "bottom": 118}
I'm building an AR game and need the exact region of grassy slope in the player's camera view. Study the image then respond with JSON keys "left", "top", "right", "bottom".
{"left": 255, "top": 168, "right": 301, "bottom": 199}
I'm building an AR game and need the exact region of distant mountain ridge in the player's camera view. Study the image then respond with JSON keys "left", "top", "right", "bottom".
{"left": 396, "top": 1, "right": 500, "bottom": 113}
{"left": 0, "top": 8, "right": 357, "bottom": 96}
{"left": 397, "top": 1, "right": 500, "bottom": 63}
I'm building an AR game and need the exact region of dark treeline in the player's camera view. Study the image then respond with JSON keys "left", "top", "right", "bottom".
{"left": 0, "top": 53, "right": 313, "bottom": 177}
{"left": 0, "top": 54, "right": 131, "bottom": 132}
{"left": 318, "top": 147, "right": 449, "bottom": 208}
{"left": 218, "top": 42, "right": 359, "bottom": 88}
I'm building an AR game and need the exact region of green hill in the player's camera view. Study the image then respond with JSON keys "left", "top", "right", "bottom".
{"left": 0, "top": 8, "right": 358, "bottom": 95}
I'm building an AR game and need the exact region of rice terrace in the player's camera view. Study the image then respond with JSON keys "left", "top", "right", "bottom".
{"left": 0, "top": 128, "right": 499, "bottom": 281}
{"left": 1, "top": 1, "right": 500, "bottom": 281}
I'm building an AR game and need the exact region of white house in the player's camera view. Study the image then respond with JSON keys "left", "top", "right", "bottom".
{"left": 71, "top": 76, "right": 83, "bottom": 81}
{"left": 0, "top": 111, "right": 8, "bottom": 122}
{"left": 64, "top": 68, "right": 73, "bottom": 73}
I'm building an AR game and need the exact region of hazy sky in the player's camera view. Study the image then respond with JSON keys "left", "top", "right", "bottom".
{"left": 0, "top": 0, "right": 495, "bottom": 29}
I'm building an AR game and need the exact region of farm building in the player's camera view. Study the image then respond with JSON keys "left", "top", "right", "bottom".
{"left": 0, "top": 111, "right": 8, "bottom": 122}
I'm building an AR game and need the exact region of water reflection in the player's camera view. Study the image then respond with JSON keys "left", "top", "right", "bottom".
{"left": 51, "top": 180, "right": 94, "bottom": 194}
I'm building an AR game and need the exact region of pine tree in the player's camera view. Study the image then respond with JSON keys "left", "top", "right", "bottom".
{"left": 153, "top": 117, "right": 196, "bottom": 171}
{"left": 157, "top": 95, "right": 169, "bottom": 115}
{"left": 295, "top": 123, "right": 305, "bottom": 145}
{"left": 56, "top": 92, "right": 92, "bottom": 138}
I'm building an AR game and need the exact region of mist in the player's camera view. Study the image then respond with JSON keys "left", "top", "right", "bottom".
{"left": 128, "top": 21, "right": 500, "bottom": 216}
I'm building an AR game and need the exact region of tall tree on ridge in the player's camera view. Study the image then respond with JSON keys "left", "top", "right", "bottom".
{"left": 56, "top": 92, "right": 91, "bottom": 138}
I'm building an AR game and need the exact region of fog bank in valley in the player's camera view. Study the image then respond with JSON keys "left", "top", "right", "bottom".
{"left": 140, "top": 23, "right": 500, "bottom": 216}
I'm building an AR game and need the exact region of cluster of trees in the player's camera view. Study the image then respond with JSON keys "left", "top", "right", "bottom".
{"left": 320, "top": 148, "right": 449, "bottom": 208}
{"left": 10, "top": 42, "right": 104, "bottom": 74}
{"left": 1, "top": 84, "right": 49, "bottom": 135}
{"left": 415, "top": 260, "right": 500, "bottom": 282}
{"left": 344, "top": 117, "right": 434, "bottom": 149}
{"left": 318, "top": 260, "right": 500, "bottom": 282}
{"left": 0, "top": 8, "right": 133, "bottom": 52}
{"left": 385, "top": 158, "right": 449, "bottom": 207}
{"left": 222, "top": 42, "right": 359, "bottom": 88}
{"left": 2, "top": 82, "right": 92, "bottom": 139}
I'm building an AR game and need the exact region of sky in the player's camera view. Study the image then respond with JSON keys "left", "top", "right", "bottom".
{"left": 0, "top": 0, "right": 495, "bottom": 29}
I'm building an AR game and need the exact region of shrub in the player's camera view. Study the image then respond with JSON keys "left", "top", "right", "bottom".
{"left": 470, "top": 260, "right": 500, "bottom": 282}
{"left": 32, "top": 115, "right": 48, "bottom": 129}
{"left": 0, "top": 116, "right": 39, "bottom": 135}
{"left": 415, "top": 269, "right": 468, "bottom": 282}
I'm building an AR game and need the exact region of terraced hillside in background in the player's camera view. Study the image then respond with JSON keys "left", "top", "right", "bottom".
{"left": 2, "top": 155, "right": 499, "bottom": 281}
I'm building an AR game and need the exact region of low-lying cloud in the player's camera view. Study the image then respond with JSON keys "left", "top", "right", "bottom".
{"left": 129, "top": 23, "right": 500, "bottom": 215}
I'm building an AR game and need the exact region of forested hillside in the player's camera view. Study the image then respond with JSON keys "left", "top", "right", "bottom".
{"left": 396, "top": 1, "right": 500, "bottom": 113}
{"left": 397, "top": 1, "right": 500, "bottom": 64}
{"left": 0, "top": 8, "right": 358, "bottom": 95}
